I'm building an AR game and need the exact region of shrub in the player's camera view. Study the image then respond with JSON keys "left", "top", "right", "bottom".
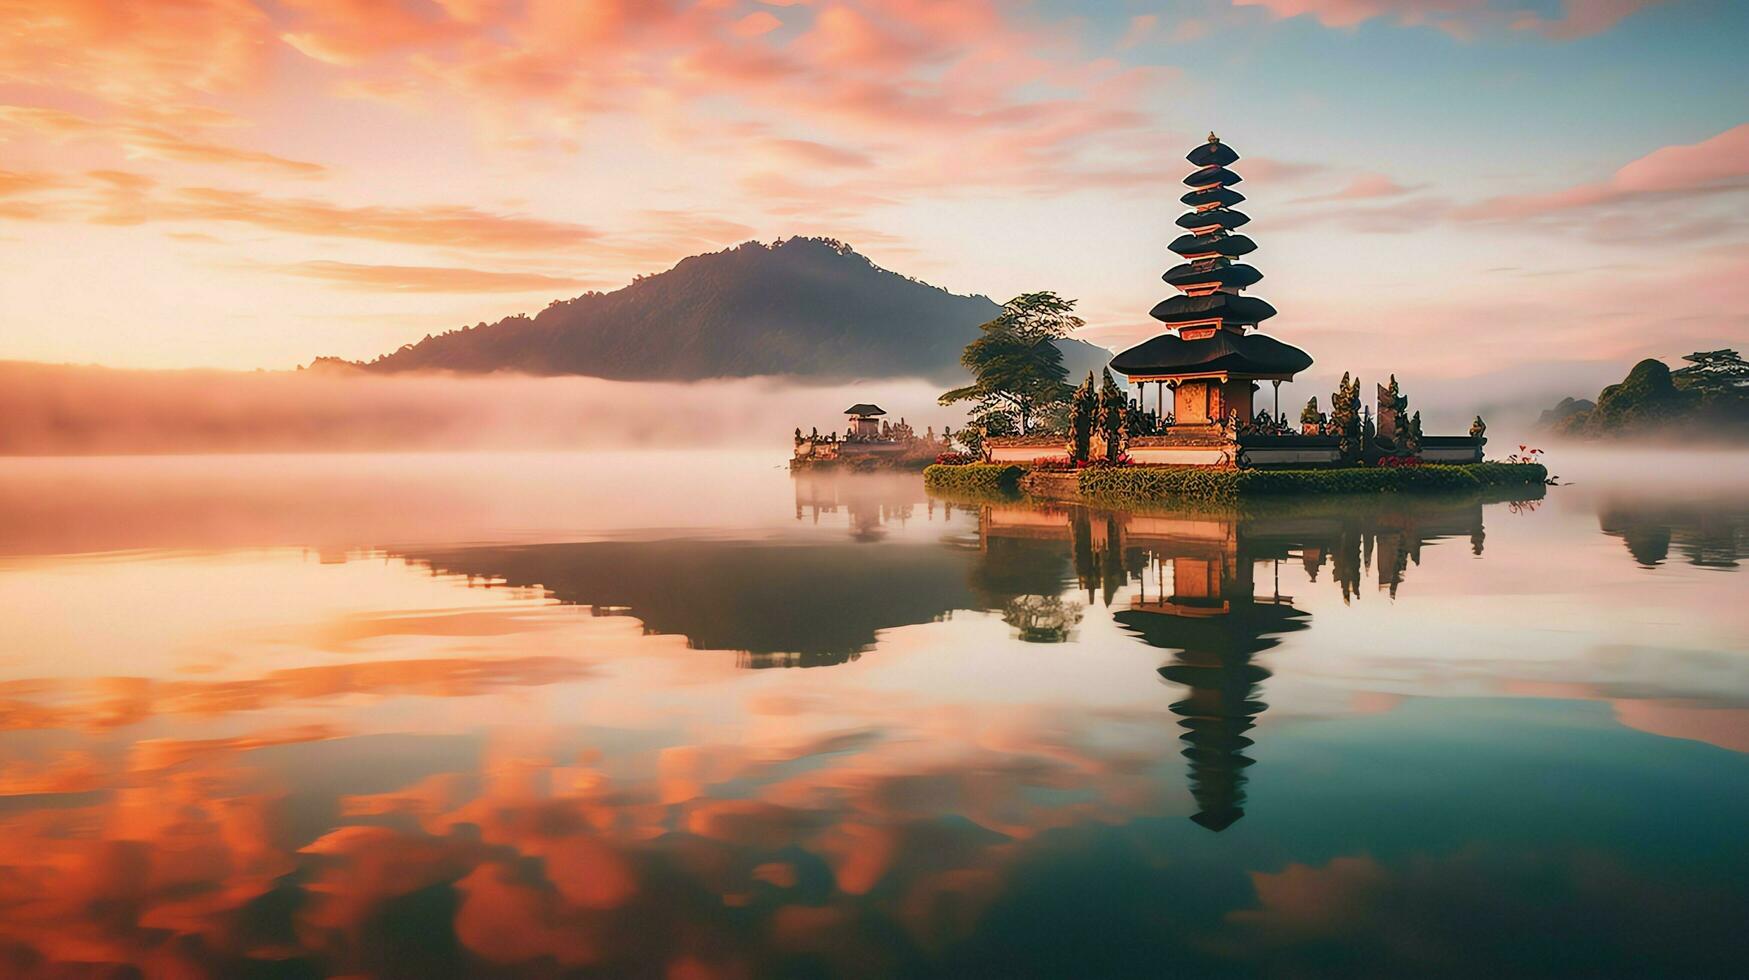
{"left": 1238, "top": 465, "right": 1481, "bottom": 494}
{"left": 1376, "top": 455, "right": 1423, "bottom": 467}
{"left": 934, "top": 451, "right": 977, "bottom": 465}
{"left": 1079, "top": 466, "right": 1241, "bottom": 503}
{"left": 923, "top": 463, "right": 1024, "bottom": 495}
{"left": 1074, "top": 461, "right": 1551, "bottom": 501}
{"left": 1467, "top": 461, "right": 1548, "bottom": 486}
{"left": 1032, "top": 455, "right": 1079, "bottom": 472}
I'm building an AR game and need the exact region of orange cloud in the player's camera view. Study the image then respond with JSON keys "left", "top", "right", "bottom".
{"left": 0, "top": 104, "right": 325, "bottom": 176}
{"left": 59, "top": 175, "right": 601, "bottom": 250}
{"left": 272, "top": 260, "right": 598, "bottom": 293}
{"left": 0, "top": 0, "right": 273, "bottom": 103}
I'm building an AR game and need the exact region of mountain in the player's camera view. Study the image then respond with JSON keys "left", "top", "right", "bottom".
{"left": 1536, "top": 396, "right": 1595, "bottom": 428}
{"left": 1540, "top": 351, "right": 1749, "bottom": 441}
{"left": 353, "top": 237, "right": 1111, "bottom": 383}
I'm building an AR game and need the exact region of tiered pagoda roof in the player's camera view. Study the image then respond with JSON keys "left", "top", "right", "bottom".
{"left": 1112, "top": 133, "right": 1312, "bottom": 381}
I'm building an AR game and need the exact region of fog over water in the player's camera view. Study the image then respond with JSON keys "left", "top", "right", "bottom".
{"left": 0, "top": 362, "right": 964, "bottom": 455}
{"left": 0, "top": 359, "right": 1606, "bottom": 456}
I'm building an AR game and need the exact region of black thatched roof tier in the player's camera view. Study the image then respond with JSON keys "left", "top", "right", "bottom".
{"left": 1112, "top": 330, "right": 1312, "bottom": 379}
{"left": 1184, "top": 166, "right": 1242, "bottom": 188}
{"left": 1187, "top": 139, "right": 1240, "bottom": 168}
{"left": 1181, "top": 187, "right": 1246, "bottom": 208}
{"left": 843, "top": 403, "right": 886, "bottom": 416}
{"left": 1149, "top": 293, "right": 1278, "bottom": 326}
{"left": 1175, "top": 208, "right": 1250, "bottom": 231}
{"left": 1169, "top": 232, "right": 1256, "bottom": 258}
{"left": 1163, "top": 260, "right": 1263, "bottom": 291}
{"left": 1115, "top": 601, "right": 1307, "bottom": 657}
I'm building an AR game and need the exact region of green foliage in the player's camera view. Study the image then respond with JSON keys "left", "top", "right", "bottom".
{"left": 1548, "top": 352, "right": 1749, "bottom": 441}
{"left": 923, "top": 463, "right": 1024, "bottom": 495}
{"left": 1557, "top": 358, "right": 1693, "bottom": 437}
{"left": 1068, "top": 372, "right": 1097, "bottom": 462}
{"left": 940, "top": 291, "right": 1081, "bottom": 435}
{"left": 1096, "top": 368, "right": 1128, "bottom": 463}
{"left": 1466, "top": 462, "right": 1548, "bottom": 486}
{"left": 1077, "top": 462, "right": 1547, "bottom": 501}
{"left": 1079, "top": 466, "right": 1241, "bottom": 503}
{"left": 1671, "top": 349, "right": 1749, "bottom": 394}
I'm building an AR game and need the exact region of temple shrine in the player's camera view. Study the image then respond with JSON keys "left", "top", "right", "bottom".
{"left": 1112, "top": 132, "right": 1313, "bottom": 459}
{"left": 984, "top": 131, "right": 1484, "bottom": 468}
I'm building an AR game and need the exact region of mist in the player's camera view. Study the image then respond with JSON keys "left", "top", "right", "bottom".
{"left": 0, "top": 362, "right": 966, "bottom": 455}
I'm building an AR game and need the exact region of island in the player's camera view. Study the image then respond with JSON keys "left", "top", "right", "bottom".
{"left": 1539, "top": 350, "right": 1749, "bottom": 442}
{"left": 918, "top": 133, "right": 1547, "bottom": 502}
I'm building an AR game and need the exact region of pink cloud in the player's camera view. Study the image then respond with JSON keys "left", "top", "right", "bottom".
{"left": 1454, "top": 123, "right": 1749, "bottom": 220}
{"left": 1231, "top": 0, "right": 1665, "bottom": 40}
{"left": 1292, "top": 172, "right": 1418, "bottom": 203}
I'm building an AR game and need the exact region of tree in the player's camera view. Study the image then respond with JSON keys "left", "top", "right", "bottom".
{"left": 1672, "top": 349, "right": 1749, "bottom": 394}
{"left": 1330, "top": 373, "right": 1362, "bottom": 463}
{"left": 1068, "top": 372, "right": 1097, "bottom": 462}
{"left": 939, "top": 292, "right": 1081, "bottom": 435}
{"left": 1386, "top": 374, "right": 1415, "bottom": 450}
{"left": 1097, "top": 368, "right": 1129, "bottom": 462}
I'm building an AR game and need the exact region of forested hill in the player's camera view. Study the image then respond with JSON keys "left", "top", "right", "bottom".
{"left": 352, "top": 237, "right": 1111, "bottom": 383}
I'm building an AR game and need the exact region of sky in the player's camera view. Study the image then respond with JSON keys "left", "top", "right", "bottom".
{"left": 1, "top": 0, "right": 1745, "bottom": 403}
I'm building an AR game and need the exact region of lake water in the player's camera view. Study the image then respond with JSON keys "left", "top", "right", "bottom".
{"left": 0, "top": 450, "right": 1745, "bottom": 978}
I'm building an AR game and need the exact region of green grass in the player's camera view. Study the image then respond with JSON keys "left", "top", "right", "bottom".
{"left": 922, "top": 463, "right": 1025, "bottom": 495}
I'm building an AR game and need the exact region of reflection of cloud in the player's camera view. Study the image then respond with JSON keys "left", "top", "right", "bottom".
{"left": 0, "top": 654, "right": 591, "bottom": 732}
{"left": 1229, "top": 846, "right": 1744, "bottom": 974}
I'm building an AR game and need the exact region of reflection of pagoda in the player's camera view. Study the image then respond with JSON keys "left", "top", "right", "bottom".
{"left": 1111, "top": 517, "right": 1308, "bottom": 831}
{"left": 1112, "top": 134, "right": 1312, "bottom": 434}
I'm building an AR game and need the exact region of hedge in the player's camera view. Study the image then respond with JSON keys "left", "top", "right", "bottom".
{"left": 1078, "top": 466, "right": 1240, "bottom": 503}
{"left": 1464, "top": 462, "right": 1548, "bottom": 487}
{"left": 1078, "top": 462, "right": 1545, "bottom": 502}
{"left": 923, "top": 463, "right": 1024, "bottom": 495}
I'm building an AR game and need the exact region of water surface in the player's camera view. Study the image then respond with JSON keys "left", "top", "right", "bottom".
{"left": 1, "top": 450, "right": 1745, "bottom": 977}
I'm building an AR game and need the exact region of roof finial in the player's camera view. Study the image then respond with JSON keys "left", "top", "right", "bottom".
{"left": 1208, "top": 131, "right": 1220, "bottom": 144}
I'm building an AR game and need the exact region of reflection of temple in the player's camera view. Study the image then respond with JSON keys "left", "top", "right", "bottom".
{"left": 976, "top": 497, "right": 1492, "bottom": 829}
{"left": 1112, "top": 515, "right": 1307, "bottom": 832}
{"left": 1598, "top": 495, "right": 1747, "bottom": 569}
{"left": 793, "top": 470, "right": 922, "bottom": 540}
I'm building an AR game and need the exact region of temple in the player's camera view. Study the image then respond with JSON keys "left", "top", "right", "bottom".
{"left": 1110, "top": 133, "right": 1314, "bottom": 464}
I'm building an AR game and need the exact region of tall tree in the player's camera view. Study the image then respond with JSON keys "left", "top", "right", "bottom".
{"left": 1097, "top": 368, "right": 1128, "bottom": 462}
{"left": 940, "top": 292, "right": 1081, "bottom": 435}
{"left": 1068, "top": 372, "right": 1097, "bottom": 462}
{"left": 1672, "top": 349, "right": 1749, "bottom": 394}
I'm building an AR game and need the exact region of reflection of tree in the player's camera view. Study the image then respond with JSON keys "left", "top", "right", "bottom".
{"left": 1002, "top": 594, "right": 1084, "bottom": 643}
{"left": 399, "top": 539, "right": 975, "bottom": 667}
{"left": 793, "top": 471, "right": 928, "bottom": 541}
{"left": 1599, "top": 496, "right": 1747, "bottom": 569}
